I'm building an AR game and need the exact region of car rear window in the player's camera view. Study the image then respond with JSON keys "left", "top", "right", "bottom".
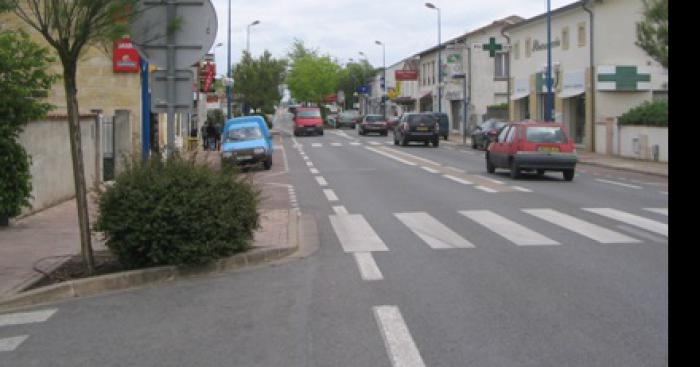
{"left": 408, "top": 114, "right": 435, "bottom": 124}
{"left": 525, "top": 126, "right": 567, "bottom": 143}
{"left": 297, "top": 110, "right": 321, "bottom": 118}
{"left": 366, "top": 115, "right": 384, "bottom": 122}
{"left": 226, "top": 126, "right": 262, "bottom": 142}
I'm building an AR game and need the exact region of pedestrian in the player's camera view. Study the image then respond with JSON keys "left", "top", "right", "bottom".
{"left": 201, "top": 124, "right": 209, "bottom": 150}
{"left": 206, "top": 122, "right": 217, "bottom": 151}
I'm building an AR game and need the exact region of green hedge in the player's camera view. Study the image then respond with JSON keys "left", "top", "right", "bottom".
{"left": 487, "top": 103, "right": 509, "bottom": 110}
{"left": 0, "top": 138, "right": 32, "bottom": 220}
{"left": 618, "top": 100, "right": 668, "bottom": 127}
{"left": 95, "top": 156, "right": 260, "bottom": 269}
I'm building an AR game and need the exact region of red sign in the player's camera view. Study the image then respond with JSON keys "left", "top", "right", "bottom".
{"left": 395, "top": 70, "right": 418, "bottom": 81}
{"left": 113, "top": 37, "right": 140, "bottom": 73}
{"left": 203, "top": 62, "right": 216, "bottom": 92}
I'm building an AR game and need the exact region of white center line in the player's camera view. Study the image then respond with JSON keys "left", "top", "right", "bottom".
{"left": 306, "top": 162, "right": 314, "bottom": 167}
{"left": 443, "top": 175, "right": 473, "bottom": 185}
{"left": 350, "top": 142, "right": 362, "bottom": 146}
{"left": 354, "top": 252, "right": 384, "bottom": 281}
{"left": 421, "top": 166, "right": 439, "bottom": 174}
{"left": 323, "top": 189, "right": 339, "bottom": 202}
{"left": 331, "top": 142, "right": 343, "bottom": 147}
{"left": 373, "top": 306, "right": 426, "bottom": 367}
{"left": 0, "top": 336, "right": 29, "bottom": 352}
{"left": 477, "top": 176, "right": 505, "bottom": 185}
{"left": 383, "top": 147, "right": 441, "bottom": 166}
{"left": 315, "top": 176, "right": 328, "bottom": 186}
{"left": 310, "top": 168, "right": 320, "bottom": 174}
{"left": 510, "top": 186, "right": 533, "bottom": 192}
{"left": 366, "top": 147, "right": 417, "bottom": 166}
{"left": 332, "top": 206, "right": 349, "bottom": 215}
{"left": 595, "top": 179, "right": 643, "bottom": 189}
{"left": 311, "top": 143, "right": 323, "bottom": 148}
{"left": 368, "top": 141, "right": 381, "bottom": 146}
{"left": 475, "top": 186, "right": 498, "bottom": 193}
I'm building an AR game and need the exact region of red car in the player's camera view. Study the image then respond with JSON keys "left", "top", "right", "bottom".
{"left": 485, "top": 121, "right": 577, "bottom": 181}
{"left": 293, "top": 107, "right": 324, "bottom": 136}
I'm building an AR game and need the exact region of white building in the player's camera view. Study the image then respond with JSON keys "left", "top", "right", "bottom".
{"left": 503, "top": 0, "right": 668, "bottom": 153}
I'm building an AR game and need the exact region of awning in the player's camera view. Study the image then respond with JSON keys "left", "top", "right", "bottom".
{"left": 419, "top": 92, "right": 432, "bottom": 100}
{"left": 511, "top": 90, "right": 530, "bottom": 100}
{"left": 558, "top": 70, "right": 585, "bottom": 98}
{"left": 511, "top": 78, "right": 530, "bottom": 100}
{"left": 392, "top": 96, "right": 416, "bottom": 104}
{"left": 558, "top": 88, "right": 585, "bottom": 98}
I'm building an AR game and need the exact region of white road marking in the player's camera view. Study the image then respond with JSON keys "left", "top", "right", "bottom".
{"left": 373, "top": 306, "right": 426, "bottom": 367}
{"left": 616, "top": 225, "right": 667, "bottom": 243}
{"left": 331, "top": 142, "right": 343, "bottom": 147}
{"left": 475, "top": 186, "right": 498, "bottom": 193}
{"left": 311, "top": 143, "right": 323, "bottom": 148}
{"left": 306, "top": 162, "right": 314, "bottom": 167}
{"left": 510, "top": 186, "right": 533, "bottom": 192}
{"left": 354, "top": 252, "right": 384, "bottom": 281}
{"left": 366, "top": 147, "right": 417, "bottom": 166}
{"left": 0, "top": 336, "right": 29, "bottom": 352}
{"left": 332, "top": 206, "right": 349, "bottom": 215}
{"left": 445, "top": 166, "right": 463, "bottom": 173}
{"left": 395, "top": 212, "right": 475, "bottom": 249}
{"left": 350, "top": 142, "right": 362, "bottom": 146}
{"left": 385, "top": 141, "right": 394, "bottom": 145}
{"left": 310, "top": 168, "right": 320, "bottom": 174}
{"left": 303, "top": 156, "right": 309, "bottom": 161}
{"left": 443, "top": 175, "right": 473, "bottom": 185}
{"left": 595, "top": 179, "right": 643, "bottom": 189}
{"left": 383, "top": 147, "right": 441, "bottom": 166}
{"left": 421, "top": 166, "right": 439, "bottom": 174}
{"left": 460, "top": 210, "right": 560, "bottom": 246}
{"left": 0, "top": 309, "right": 57, "bottom": 327}
{"left": 660, "top": 191, "right": 668, "bottom": 195}
{"left": 477, "top": 176, "right": 505, "bottom": 185}
{"left": 644, "top": 208, "right": 668, "bottom": 216}
{"left": 329, "top": 214, "right": 389, "bottom": 252}
{"left": 323, "top": 189, "right": 339, "bottom": 202}
{"left": 368, "top": 141, "right": 381, "bottom": 146}
{"left": 584, "top": 208, "right": 667, "bottom": 237}
{"left": 523, "top": 209, "right": 640, "bottom": 244}
{"left": 315, "top": 176, "right": 328, "bottom": 186}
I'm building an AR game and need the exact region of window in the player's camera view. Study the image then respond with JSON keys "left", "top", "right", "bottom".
{"left": 578, "top": 22, "right": 586, "bottom": 47}
{"left": 494, "top": 52, "right": 509, "bottom": 79}
{"left": 226, "top": 126, "right": 263, "bottom": 142}
{"left": 525, "top": 37, "right": 532, "bottom": 58}
{"left": 525, "top": 126, "right": 567, "bottom": 143}
{"left": 498, "top": 126, "right": 510, "bottom": 142}
{"left": 562, "top": 27, "right": 570, "bottom": 50}
{"left": 506, "top": 126, "right": 517, "bottom": 143}
{"left": 431, "top": 61, "right": 435, "bottom": 84}
{"left": 514, "top": 41, "right": 520, "bottom": 60}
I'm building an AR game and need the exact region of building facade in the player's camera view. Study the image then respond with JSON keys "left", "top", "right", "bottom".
{"left": 504, "top": 0, "right": 668, "bottom": 152}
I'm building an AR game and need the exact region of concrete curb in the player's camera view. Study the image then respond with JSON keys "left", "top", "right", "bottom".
{"left": 577, "top": 160, "right": 668, "bottom": 178}
{"left": 0, "top": 209, "right": 304, "bottom": 312}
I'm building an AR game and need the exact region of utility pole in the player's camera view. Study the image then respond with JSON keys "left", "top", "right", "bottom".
{"left": 426, "top": 3, "right": 442, "bottom": 114}
{"left": 227, "top": 0, "right": 232, "bottom": 119}
{"left": 545, "top": 0, "right": 553, "bottom": 121}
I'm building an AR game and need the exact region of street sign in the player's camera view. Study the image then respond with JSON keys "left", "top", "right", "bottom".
{"left": 151, "top": 70, "right": 194, "bottom": 113}
{"left": 357, "top": 85, "right": 370, "bottom": 94}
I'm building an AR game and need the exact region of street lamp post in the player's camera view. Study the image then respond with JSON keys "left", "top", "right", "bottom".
{"left": 375, "top": 40, "right": 386, "bottom": 118}
{"left": 226, "top": 0, "right": 232, "bottom": 119}
{"left": 425, "top": 2, "right": 442, "bottom": 114}
{"left": 247, "top": 20, "right": 260, "bottom": 55}
{"left": 545, "top": 0, "right": 553, "bottom": 122}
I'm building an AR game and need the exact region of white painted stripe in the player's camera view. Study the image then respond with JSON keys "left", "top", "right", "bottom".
{"left": 616, "top": 225, "right": 667, "bottom": 243}
{"left": 443, "top": 175, "right": 473, "bottom": 185}
{"left": 312, "top": 143, "right": 323, "bottom": 147}
{"left": 366, "top": 147, "right": 417, "bottom": 166}
{"left": 323, "top": 189, "right": 339, "bottom": 202}
{"left": 644, "top": 208, "right": 668, "bottom": 216}
{"left": 383, "top": 148, "right": 441, "bottom": 166}
{"left": 523, "top": 209, "right": 640, "bottom": 244}
{"left": 315, "top": 176, "right": 328, "bottom": 186}
{"left": 460, "top": 210, "right": 560, "bottom": 246}
{"left": 584, "top": 208, "right": 667, "bottom": 237}
{"left": 302, "top": 156, "right": 309, "bottom": 161}
{"left": 478, "top": 176, "right": 505, "bottom": 185}
{"left": 0, "top": 336, "right": 29, "bottom": 352}
{"left": 510, "top": 186, "right": 533, "bottom": 192}
{"left": 310, "top": 168, "right": 320, "bottom": 174}
{"left": 0, "top": 308, "right": 57, "bottom": 327}
{"left": 329, "top": 214, "right": 389, "bottom": 252}
{"left": 306, "top": 162, "right": 313, "bottom": 167}
{"left": 660, "top": 191, "right": 668, "bottom": 195}
{"left": 368, "top": 141, "right": 381, "bottom": 146}
{"left": 445, "top": 166, "right": 463, "bottom": 173}
{"left": 475, "top": 186, "right": 498, "bottom": 193}
{"left": 332, "top": 206, "right": 349, "bottom": 215}
{"left": 421, "top": 166, "right": 439, "bottom": 174}
{"left": 373, "top": 306, "right": 426, "bottom": 367}
{"left": 395, "top": 212, "right": 475, "bottom": 249}
{"left": 595, "top": 179, "right": 643, "bottom": 189}
{"left": 354, "top": 253, "right": 384, "bottom": 281}
{"left": 350, "top": 142, "right": 362, "bottom": 146}
{"left": 331, "top": 142, "right": 343, "bottom": 147}
{"left": 385, "top": 141, "right": 394, "bottom": 145}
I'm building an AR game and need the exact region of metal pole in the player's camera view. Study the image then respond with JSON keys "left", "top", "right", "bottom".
{"left": 166, "top": 0, "right": 176, "bottom": 158}
{"left": 437, "top": 8, "right": 442, "bottom": 114}
{"left": 382, "top": 43, "right": 386, "bottom": 119}
{"left": 141, "top": 59, "right": 151, "bottom": 161}
{"left": 546, "top": 0, "right": 553, "bottom": 121}
{"left": 465, "top": 47, "right": 471, "bottom": 144}
{"left": 226, "top": 0, "right": 232, "bottom": 119}
{"left": 246, "top": 25, "right": 250, "bottom": 54}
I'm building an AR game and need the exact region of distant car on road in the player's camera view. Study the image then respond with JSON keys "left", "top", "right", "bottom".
{"left": 431, "top": 112, "right": 450, "bottom": 140}
{"left": 221, "top": 116, "right": 273, "bottom": 170}
{"left": 358, "top": 114, "right": 389, "bottom": 136}
{"left": 486, "top": 121, "right": 577, "bottom": 180}
{"left": 336, "top": 110, "right": 361, "bottom": 129}
{"left": 393, "top": 112, "right": 440, "bottom": 147}
{"left": 470, "top": 119, "right": 507, "bottom": 150}
{"left": 293, "top": 107, "right": 324, "bottom": 136}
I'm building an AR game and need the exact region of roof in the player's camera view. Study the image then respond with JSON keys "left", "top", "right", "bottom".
{"left": 503, "top": 1, "right": 589, "bottom": 32}
{"left": 418, "top": 15, "right": 524, "bottom": 57}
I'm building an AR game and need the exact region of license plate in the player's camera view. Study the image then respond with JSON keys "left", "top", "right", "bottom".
{"left": 416, "top": 127, "right": 429, "bottom": 131}
{"left": 236, "top": 155, "right": 253, "bottom": 160}
{"left": 538, "top": 146, "right": 560, "bottom": 153}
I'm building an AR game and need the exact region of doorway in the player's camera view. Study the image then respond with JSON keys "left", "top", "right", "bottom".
{"left": 564, "top": 95, "right": 586, "bottom": 144}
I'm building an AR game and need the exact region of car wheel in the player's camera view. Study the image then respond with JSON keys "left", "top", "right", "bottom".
{"left": 471, "top": 139, "right": 477, "bottom": 149}
{"left": 382, "top": 131, "right": 388, "bottom": 136}
{"left": 264, "top": 158, "right": 272, "bottom": 170}
{"left": 563, "top": 169, "right": 575, "bottom": 181}
{"left": 509, "top": 160, "right": 520, "bottom": 179}
{"left": 393, "top": 134, "right": 399, "bottom": 145}
{"left": 536, "top": 169, "right": 545, "bottom": 176}
{"left": 486, "top": 154, "right": 496, "bottom": 173}
{"left": 432, "top": 138, "right": 439, "bottom": 147}
{"left": 424, "top": 141, "right": 429, "bottom": 146}
{"left": 443, "top": 134, "right": 448, "bottom": 141}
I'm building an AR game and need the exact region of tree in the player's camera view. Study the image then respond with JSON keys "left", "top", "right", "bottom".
{"left": 287, "top": 38, "right": 317, "bottom": 64}
{"left": 287, "top": 54, "right": 340, "bottom": 106}
{"left": 0, "top": 30, "right": 56, "bottom": 225}
{"left": 233, "top": 50, "right": 287, "bottom": 115}
{"left": 636, "top": 0, "right": 668, "bottom": 69}
{"left": 338, "top": 60, "right": 375, "bottom": 109}
{"left": 1, "top": 0, "right": 139, "bottom": 274}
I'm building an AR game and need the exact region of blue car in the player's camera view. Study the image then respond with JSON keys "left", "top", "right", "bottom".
{"left": 221, "top": 116, "right": 273, "bottom": 170}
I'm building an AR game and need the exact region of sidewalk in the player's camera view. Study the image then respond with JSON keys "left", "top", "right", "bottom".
{"left": 444, "top": 131, "right": 668, "bottom": 178}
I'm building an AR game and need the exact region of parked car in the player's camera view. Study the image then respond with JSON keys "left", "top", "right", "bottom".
{"left": 221, "top": 116, "right": 273, "bottom": 170}
{"left": 393, "top": 112, "right": 440, "bottom": 147}
{"left": 358, "top": 114, "right": 389, "bottom": 136}
{"left": 485, "top": 121, "right": 577, "bottom": 180}
{"left": 470, "top": 119, "right": 507, "bottom": 150}
{"left": 336, "top": 110, "right": 361, "bottom": 129}
{"left": 431, "top": 112, "right": 450, "bottom": 140}
{"left": 293, "top": 107, "right": 324, "bottom": 136}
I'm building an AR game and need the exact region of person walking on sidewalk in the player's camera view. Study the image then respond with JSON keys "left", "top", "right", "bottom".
{"left": 206, "top": 122, "right": 217, "bottom": 151}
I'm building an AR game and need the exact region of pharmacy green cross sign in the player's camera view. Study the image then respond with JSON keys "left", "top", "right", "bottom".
{"left": 597, "top": 65, "right": 651, "bottom": 91}
{"left": 482, "top": 37, "right": 503, "bottom": 58}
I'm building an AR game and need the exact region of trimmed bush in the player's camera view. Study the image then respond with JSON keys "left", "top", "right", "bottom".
{"left": 0, "top": 137, "right": 32, "bottom": 221}
{"left": 618, "top": 99, "right": 668, "bottom": 126}
{"left": 95, "top": 156, "right": 260, "bottom": 269}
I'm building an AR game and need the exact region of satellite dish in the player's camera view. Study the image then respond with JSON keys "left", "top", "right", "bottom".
{"left": 130, "top": 0, "right": 218, "bottom": 69}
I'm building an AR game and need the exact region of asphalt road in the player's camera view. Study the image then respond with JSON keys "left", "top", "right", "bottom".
{"left": 0, "top": 112, "right": 668, "bottom": 367}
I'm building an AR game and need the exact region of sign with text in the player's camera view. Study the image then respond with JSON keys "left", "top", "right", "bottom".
{"left": 395, "top": 70, "right": 418, "bottom": 80}
{"left": 113, "top": 37, "right": 140, "bottom": 73}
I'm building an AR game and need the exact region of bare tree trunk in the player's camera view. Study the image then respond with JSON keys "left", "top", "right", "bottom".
{"left": 63, "top": 60, "right": 95, "bottom": 275}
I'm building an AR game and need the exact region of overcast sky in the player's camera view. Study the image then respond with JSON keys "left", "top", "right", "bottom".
{"left": 208, "top": 0, "right": 579, "bottom": 73}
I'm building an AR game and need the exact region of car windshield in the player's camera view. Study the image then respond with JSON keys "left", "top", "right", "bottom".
{"left": 526, "top": 126, "right": 567, "bottom": 143}
{"left": 297, "top": 110, "right": 321, "bottom": 118}
{"left": 225, "top": 126, "right": 263, "bottom": 142}
{"left": 408, "top": 114, "right": 435, "bottom": 124}
{"left": 341, "top": 111, "right": 359, "bottom": 117}
{"left": 366, "top": 115, "right": 384, "bottom": 122}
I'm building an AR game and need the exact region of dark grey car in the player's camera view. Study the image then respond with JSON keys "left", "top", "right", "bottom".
{"left": 470, "top": 119, "right": 507, "bottom": 150}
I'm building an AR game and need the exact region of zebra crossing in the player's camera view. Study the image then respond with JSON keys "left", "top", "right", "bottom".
{"left": 331, "top": 207, "right": 667, "bottom": 253}
{"left": 0, "top": 308, "right": 57, "bottom": 352}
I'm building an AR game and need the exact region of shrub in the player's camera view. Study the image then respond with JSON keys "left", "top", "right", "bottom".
{"left": 487, "top": 103, "right": 509, "bottom": 110}
{"left": 95, "top": 156, "right": 260, "bottom": 269}
{"left": 249, "top": 113, "right": 273, "bottom": 129}
{"left": 0, "top": 137, "right": 32, "bottom": 221}
{"left": 618, "top": 99, "right": 668, "bottom": 126}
